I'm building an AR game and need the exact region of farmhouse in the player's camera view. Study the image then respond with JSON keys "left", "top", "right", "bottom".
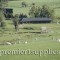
{"left": 20, "top": 18, "right": 52, "bottom": 23}
{"left": 4, "top": 8, "right": 13, "bottom": 19}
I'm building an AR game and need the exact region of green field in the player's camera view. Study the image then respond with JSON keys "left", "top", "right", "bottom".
{"left": 7, "top": 0, "right": 60, "bottom": 17}
{"left": 0, "top": 20, "right": 60, "bottom": 60}
{"left": 0, "top": 0, "right": 60, "bottom": 60}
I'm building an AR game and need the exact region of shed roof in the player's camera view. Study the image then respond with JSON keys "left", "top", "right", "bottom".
{"left": 21, "top": 18, "right": 52, "bottom": 22}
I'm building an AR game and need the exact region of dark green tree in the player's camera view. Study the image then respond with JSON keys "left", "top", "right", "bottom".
{"left": 40, "top": 5, "right": 51, "bottom": 18}
{"left": 34, "top": 7, "right": 41, "bottom": 17}
{"left": 29, "top": 5, "right": 37, "bottom": 17}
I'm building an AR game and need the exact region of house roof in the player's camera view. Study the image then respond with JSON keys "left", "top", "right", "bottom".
{"left": 4, "top": 7, "right": 13, "bottom": 13}
{"left": 21, "top": 18, "right": 52, "bottom": 22}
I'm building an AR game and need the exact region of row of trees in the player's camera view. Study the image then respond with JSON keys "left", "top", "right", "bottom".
{"left": 29, "top": 5, "right": 54, "bottom": 18}
{"left": 17, "top": 5, "right": 54, "bottom": 19}
{"left": 21, "top": 2, "right": 54, "bottom": 18}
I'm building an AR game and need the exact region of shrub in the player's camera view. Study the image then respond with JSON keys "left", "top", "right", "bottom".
{"left": 21, "top": 1, "right": 27, "bottom": 7}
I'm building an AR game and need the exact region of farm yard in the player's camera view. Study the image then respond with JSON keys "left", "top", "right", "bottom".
{"left": 0, "top": 0, "right": 60, "bottom": 60}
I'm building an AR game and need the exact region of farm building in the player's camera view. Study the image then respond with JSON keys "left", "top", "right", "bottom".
{"left": 20, "top": 18, "right": 52, "bottom": 23}
{"left": 4, "top": 8, "right": 13, "bottom": 19}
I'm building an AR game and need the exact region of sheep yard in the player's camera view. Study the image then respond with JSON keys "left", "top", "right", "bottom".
{"left": 0, "top": 0, "right": 60, "bottom": 60}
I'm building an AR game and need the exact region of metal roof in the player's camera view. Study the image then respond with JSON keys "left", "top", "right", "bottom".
{"left": 21, "top": 18, "right": 52, "bottom": 22}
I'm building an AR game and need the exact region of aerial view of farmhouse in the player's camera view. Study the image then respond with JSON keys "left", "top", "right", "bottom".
{"left": 0, "top": 0, "right": 60, "bottom": 60}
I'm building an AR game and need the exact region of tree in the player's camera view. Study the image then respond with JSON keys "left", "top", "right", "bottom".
{"left": 0, "top": 13, "right": 5, "bottom": 29}
{"left": 31, "top": 3, "right": 35, "bottom": 6}
{"left": 21, "top": 1, "right": 27, "bottom": 7}
{"left": 34, "top": 7, "right": 41, "bottom": 17}
{"left": 29, "top": 4, "right": 37, "bottom": 17}
{"left": 19, "top": 13, "right": 27, "bottom": 20}
{"left": 19, "top": 13, "right": 27, "bottom": 24}
{"left": 0, "top": 0, "right": 8, "bottom": 28}
{"left": 13, "top": 14, "right": 19, "bottom": 31}
{"left": 40, "top": 5, "right": 53, "bottom": 18}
